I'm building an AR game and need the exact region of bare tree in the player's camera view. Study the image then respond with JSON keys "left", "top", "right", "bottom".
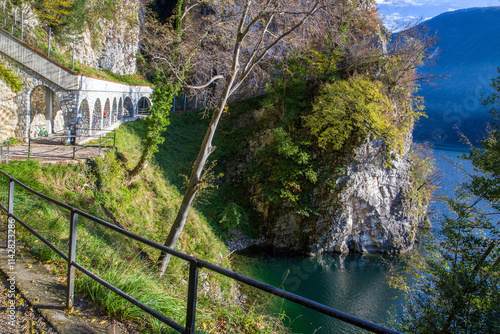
{"left": 146, "top": 0, "right": 339, "bottom": 276}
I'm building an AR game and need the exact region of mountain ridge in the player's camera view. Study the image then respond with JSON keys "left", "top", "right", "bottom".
{"left": 412, "top": 6, "right": 500, "bottom": 146}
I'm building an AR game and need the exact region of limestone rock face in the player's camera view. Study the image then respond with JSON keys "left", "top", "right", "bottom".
{"left": 266, "top": 137, "right": 420, "bottom": 255}
{"left": 73, "top": 0, "right": 140, "bottom": 75}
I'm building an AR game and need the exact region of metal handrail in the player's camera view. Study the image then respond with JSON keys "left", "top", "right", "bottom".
{"left": 0, "top": 170, "right": 400, "bottom": 334}
{"left": 0, "top": 130, "right": 116, "bottom": 163}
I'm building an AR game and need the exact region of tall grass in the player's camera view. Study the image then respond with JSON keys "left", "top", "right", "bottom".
{"left": 0, "top": 122, "right": 288, "bottom": 333}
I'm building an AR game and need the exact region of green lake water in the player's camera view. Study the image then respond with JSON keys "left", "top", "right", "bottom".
{"left": 231, "top": 147, "right": 472, "bottom": 333}
{"left": 232, "top": 249, "right": 406, "bottom": 333}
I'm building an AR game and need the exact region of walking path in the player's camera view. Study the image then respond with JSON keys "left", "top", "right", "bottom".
{"left": 3, "top": 143, "right": 104, "bottom": 163}
{"left": 1, "top": 120, "right": 128, "bottom": 164}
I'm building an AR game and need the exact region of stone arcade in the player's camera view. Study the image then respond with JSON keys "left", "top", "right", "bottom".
{"left": 0, "top": 28, "right": 152, "bottom": 142}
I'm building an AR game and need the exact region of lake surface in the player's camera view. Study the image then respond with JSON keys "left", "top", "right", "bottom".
{"left": 232, "top": 147, "right": 473, "bottom": 333}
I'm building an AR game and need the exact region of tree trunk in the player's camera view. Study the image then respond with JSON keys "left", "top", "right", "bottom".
{"left": 128, "top": 149, "right": 151, "bottom": 182}
{"left": 157, "top": 92, "right": 231, "bottom": 276}
{"left": 157, "top": 3, "right": 249, "bottom": 276}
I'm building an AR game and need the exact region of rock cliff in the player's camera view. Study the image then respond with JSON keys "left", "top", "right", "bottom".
{"left": 73, "top": 0, "right": 140, "bottom": 75}
{"left": 19, "top": 0, "right": 141, "bottom": 75}
{"left": 217, "top": 98, "right": 427, "bottom": 256}
{"left": 267, "top": 137, "right": 419, "bottom": 255}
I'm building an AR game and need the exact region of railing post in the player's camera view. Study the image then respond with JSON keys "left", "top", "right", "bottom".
{"left": 66, "top": 210, "right": 78, "bottom": 309}
{"left": 27, "top": 135, "right": 31, "bottom": 158}
{"left": 48, "top": 27, "right": 51, "bottom": 57}
{"left": 98, "top": 135, "right": 101, "bottom": 156}
{"left": 72, "top": 145, "right": 76, "bottom": 160}
{"left": 6, "top": 141, "right": 9, "bottom": 164}
{"left": 20, "top": 10, "right": 23, "bottom": 40}
{"left": 113, "top": 130, "right": 116, "bottom": 149}
{"left": 72, "top": 41, "right": 75, "bottom": 71}
{"left": 185, "top": 259, "right": 199, "bottom": 334}
{"left": 8, "top": 178, "right": 14, "bottom": 219}
{"left": 1, "top": 144, "right": 3, "bottom": 164}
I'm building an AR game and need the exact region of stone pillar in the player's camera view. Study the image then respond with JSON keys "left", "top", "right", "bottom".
{"left": 45, "top": 88, "right": 53, "bottom": 134}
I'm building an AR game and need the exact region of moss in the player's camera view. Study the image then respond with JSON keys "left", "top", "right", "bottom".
{"left": 0, "top": 60, "right": 23, "bottom": 91}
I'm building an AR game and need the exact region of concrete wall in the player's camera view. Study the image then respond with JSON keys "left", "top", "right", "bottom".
{"left": 0, "top": 29, "right": 79, "bottom": 90}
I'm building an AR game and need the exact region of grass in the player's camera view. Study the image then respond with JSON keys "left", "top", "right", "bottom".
{"left": 152, "top": 100, "right": 270, "bottom": 239}
{"left": 0, "top": 120, "right": 288, "bottom": 333}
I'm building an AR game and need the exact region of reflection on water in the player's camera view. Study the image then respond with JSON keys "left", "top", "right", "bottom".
{"left": 231, "top": 148, "right": 472, "bottom": 333}
{"left": 232, "top": 249, "right": 405, "bottom": 333}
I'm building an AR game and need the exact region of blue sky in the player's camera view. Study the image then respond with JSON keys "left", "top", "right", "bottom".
{"left": 376, "top": 0, "right": 500, "bottom": 31}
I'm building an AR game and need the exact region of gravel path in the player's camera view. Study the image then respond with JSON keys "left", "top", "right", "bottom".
{"left": 1, "top": 143, "right": 108, "bottom": 163}
{"left": 0, "top": 270, "right": 58, "bottom": 334}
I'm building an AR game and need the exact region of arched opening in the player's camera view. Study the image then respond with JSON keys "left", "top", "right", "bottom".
{"left": 123, "top": 97, "right": 134, "bottom": 118}
{"left": 77, "top": 99, "right": 90, "bottom": 137}
{"left": 137, "top": 97, "right": 151, "bottom": 115}
{"left": 112, "top": 98, "right": 118, "bottom": 123}
{"left": 103, "top": 98, "right": 111, "bottom": 127}
{"left": 118, "top": 98, "right": 123, "bottom": 120}
{"left": 92, "top": 98, "right": 102, "bottom": 131}
{"left": 29, "top": 85, "right": 63, "bottom": 137}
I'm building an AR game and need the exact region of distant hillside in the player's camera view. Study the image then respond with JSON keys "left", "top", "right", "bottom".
{"left": 412, "top": 6, "right": 500, "bottom": 146}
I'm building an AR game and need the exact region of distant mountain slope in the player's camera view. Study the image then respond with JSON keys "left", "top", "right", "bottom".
{"left": 412, "top": 6, "right": 500, "bottom": 146}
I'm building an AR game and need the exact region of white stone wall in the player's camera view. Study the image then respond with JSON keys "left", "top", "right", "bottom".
{"left": 0, "top": 72, "right": 19, "bottom": 141}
